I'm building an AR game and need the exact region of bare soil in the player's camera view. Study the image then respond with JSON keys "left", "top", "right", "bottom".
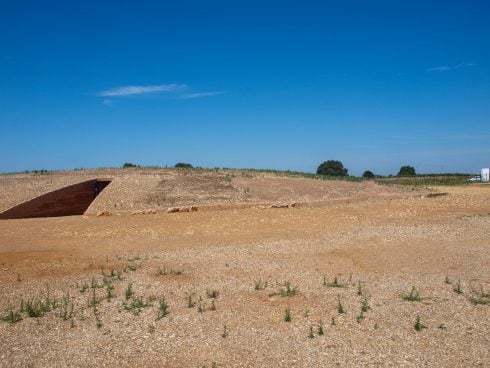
{"left": 0, "top": 168, "right": 427, "bottom": 214}
{"left": 0, "top": 171, "right": 489, "bottom": 367}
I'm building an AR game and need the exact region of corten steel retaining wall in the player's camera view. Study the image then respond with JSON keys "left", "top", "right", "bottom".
{"left": 0, "top": 179, "right": 111, "bottom": 219}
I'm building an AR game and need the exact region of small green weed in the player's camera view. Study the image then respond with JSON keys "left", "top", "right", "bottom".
{"left": 467, "top": 287, "right": 490, "bottom": 305}
{"left": 157, "top": 267, "right": 183, "bottom": 276}
{"left": 198, "top": 296, "right": 205, "bottom": 313}
{"left": 91, "top": 277, "right": 104, "bottom": 289}
{"left": 124, "top": 296, "right": 152, "bottom": 315}
{"left": 125, "top": 283, "right": 134, "bottom": 300}
{"left": 23, "top": 296, "right": 54, "bottom": 318}
{"left": 125, "top": 263, "right": 138, "bottom": 272}
{"left": 357, "top": 281, "right": 363, "bottom": 296}
{"left": 414, "top": 315, "right": 427, "bottom": 331}
{"left": 95, "top": 314, "right": 103, "bottom": 329}
{"left": 105, "top": 281, "right": 115, "bottom": 301}
{"left": 269, "top": 281, "right": 298, "bottom": 297}
{"left": 1, "top": 307, "right": 22, "bottom": 324}
{"left": 206, "top": 289, "right": 219, "bottom": 299}
{"left": 356, "top": 310, "right": 365, "bottom": 323}
{"left": 79, "top": 281, "right": 89, "bottom": 293}
{"left": 187, "top": 293, "right": 196, "bottom": 308}
{"left": 102, "top": 268, "right": 122, "bottom": 280}
{"left": 453, "top": 278, "right": 463, "bottom": 294}
{"left": 402, "top": 286, "right": 422, "bottom": 302}
{"left": 221, "top": 324, "right": 228, "bottom": 338}
{"left": 156, "top": 298, "right": 169, "bottom": 319}
{"left": 317, "top": 320, "right": 324, "bottom": 335}
{"left": 308, "top": 326, "right": 315, "bottom": 339}
{"left": 361, "top": 295, "right": 370, "bottom": 312}
{"left": 88, "top": 288, "right": 101, "bottom": 309}
{"left": 59, "top": 293, "right": 74, "bottom": 320}
{"left": 325, "top": 276, "right": 344, "bottom": 288}
{"left": 337, "top": 295, "right": 345, "bottom": 314}
{"left": 254, "top": 280, "right": 268, "bottom": 291}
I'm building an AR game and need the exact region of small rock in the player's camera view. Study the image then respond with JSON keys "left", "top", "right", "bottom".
{"left": 96, "top": 211, "right": 111, "bottom": 217}
{"left": 167, "top": 206, "right": 198, "bottom": 213}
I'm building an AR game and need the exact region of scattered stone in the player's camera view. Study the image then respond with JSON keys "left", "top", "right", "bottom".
{"left": 426, "top": 192, "right": 449, "bottom": 198}
{"left": 270, "top": 203, "right": 296, "bottom": 209}
{"left": 96, "top": 211, "right": 111, "bottom": 217}
{"left": 166, "top": 206, "right": 198, "bottom": 213}
{"left": 131, "top": 209, "right": 157, "bottom": 215}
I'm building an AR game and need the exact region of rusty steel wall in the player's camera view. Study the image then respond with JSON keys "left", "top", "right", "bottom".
{"left": 0, "top": 179, "right": 111, "bottom": 219}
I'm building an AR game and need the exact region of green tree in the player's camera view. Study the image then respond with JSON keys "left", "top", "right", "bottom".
{"left": 397, "top": 165, "right": 416, "bottom": 177}
{"left": 174, "top": 163, "right": 193, "bottom": 169}
{"left": 122, "top": 163, "right": 139, "bottom": 168}
{"left": 362, "top": 170, "right": 375, "bottom": 178}
{"left": 316, "top": 160, "right": 348, "bottom": 177}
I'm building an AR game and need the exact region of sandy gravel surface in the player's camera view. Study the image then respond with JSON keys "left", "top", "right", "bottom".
{"left": 0, "top": 168, "right": 428, "bottom": 214}
{"left": 0, "top": 181, "right": 489, "bottom": 367}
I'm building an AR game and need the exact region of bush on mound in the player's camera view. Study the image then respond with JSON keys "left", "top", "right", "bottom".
{"left": 316, "top": 160, "right": 348, "bottom": 177}
{"left": 122, "top": 163, "right": 140, "bottom": 168}
{"left": 174, "top": 163, "right": 193, "bottom": 169}
{"left": 362, "top": 170, "right": 375, "bottom": 178}
{"left": 398, "top": 165, "right": 416, "bottom": 177}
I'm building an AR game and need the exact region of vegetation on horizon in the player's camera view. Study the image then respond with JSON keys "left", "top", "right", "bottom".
{"left": 398, "top": 165, "right": 416, "bottom": 177}
{"left": 0, "top": 162, "right": 478, "bottom": 187}
{"left": 316, "top": 160, "right": 348, "bottom": 177}
{"left": 362, "top": 170, "right": 375, "bottom": 178}
{"left": 376, "top": 175, "right": 473, "bottom": 186}
{"left": 174, "top": 163, "right": 193, "bottom": 169}
{"left": 122, "top": 162, "right": 140, "bottom": 168}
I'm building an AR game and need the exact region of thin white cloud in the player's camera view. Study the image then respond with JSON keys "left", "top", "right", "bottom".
{"left": 427, "top": 66, "right": 452, "bottom": 72}
{"left": 177, "top": 91, "right": 226, "bottom": 99}
{"left": 427, "top": 62, "right": 475, "bottom": 72}
{"left": 97, "top": 83, "right": 187, "bottom": 97}
{"left": 102, "top": 98, "right": 112, "bottom": 106}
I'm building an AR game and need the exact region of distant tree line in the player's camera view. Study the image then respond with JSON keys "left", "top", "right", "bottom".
{"left": 316, "top": 161, "right": 418, "bottom": 178}
{"left": 121, "top": 160, "right": 425, "bottom": 178}
{"left": 122, "top": 162, "right": 140, "bottom": 168}
{"left": 174, "top": 163, "right": 193, "bottom": 169}
{"left": 122, "top": 162, "right": 194, "bottom": 169}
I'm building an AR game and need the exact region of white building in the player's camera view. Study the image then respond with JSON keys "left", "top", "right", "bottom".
{"left": 482, "top": 168, "right": 490, "bottom": 182}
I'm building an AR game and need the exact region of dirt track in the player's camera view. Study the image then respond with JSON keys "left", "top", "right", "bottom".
{"left": 0, "top": 177, "right": 489, "bottom": 367}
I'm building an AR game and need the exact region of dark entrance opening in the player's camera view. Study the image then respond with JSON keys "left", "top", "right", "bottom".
{"left": 0, "top": 179, "right": 111, "bottom": 219}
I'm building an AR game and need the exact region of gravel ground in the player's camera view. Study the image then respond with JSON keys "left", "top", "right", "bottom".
{"left": 0, "top": 168, "right": 428, "bottom": 214}
{"left": 0, "top": 177, "right": 489, "bottom": 367}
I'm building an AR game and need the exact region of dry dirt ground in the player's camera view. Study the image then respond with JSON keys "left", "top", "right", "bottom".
{"left": 0, "top": 171, "right": 489, "bottom": 367}
{"left": 0, "top": 168, "right": 426, "bottom": 214}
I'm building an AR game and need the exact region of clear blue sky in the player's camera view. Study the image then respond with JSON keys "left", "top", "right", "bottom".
{"left": 1, "top": 1, "right": 489, "bottom": 175}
